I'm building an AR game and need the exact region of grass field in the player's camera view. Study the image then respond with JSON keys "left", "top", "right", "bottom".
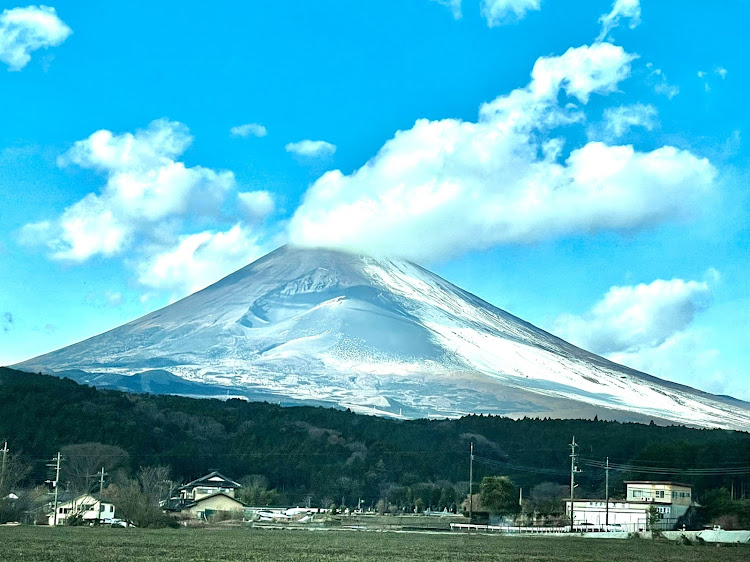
{"left": 1, "top": 526, "right": 748, "bottom": 562}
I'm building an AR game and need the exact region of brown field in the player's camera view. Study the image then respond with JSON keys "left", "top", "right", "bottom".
{"left": 0, "top": 526, "right": 748, "bottom": 562}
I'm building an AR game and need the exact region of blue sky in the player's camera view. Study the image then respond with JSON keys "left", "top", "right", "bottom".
{"left": 1, "top": 0, "right": 749, "bottom": 400}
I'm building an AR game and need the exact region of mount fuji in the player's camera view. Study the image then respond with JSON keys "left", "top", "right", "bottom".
{"left": 14, "top": 245, "right": 750, "bottom": 430}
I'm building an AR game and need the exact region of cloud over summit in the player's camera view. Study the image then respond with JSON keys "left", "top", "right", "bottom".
{"left": 288, "top": 43, "right": 716, "bottom": 262}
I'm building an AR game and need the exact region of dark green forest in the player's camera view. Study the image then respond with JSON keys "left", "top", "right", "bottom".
{"left": 1, "top": 367, "right": 749, "bottom": 513}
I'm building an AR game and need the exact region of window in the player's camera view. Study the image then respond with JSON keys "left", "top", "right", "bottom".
{"left": 655, "top": 490, "right": 664, "bottom": 499}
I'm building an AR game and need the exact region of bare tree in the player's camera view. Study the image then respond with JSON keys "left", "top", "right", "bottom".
{"left": 103, "top": 466, "right": 176, "bottom": 528}
{"left": 0, "top": 447, "right": 32, "bottom": 523}
{"left": 137, "top": 465, "right": 171, "bottom": 504}
{"left": 60, "top": 443, "right": 129, "bottom": 495}
{"left": 528, "top": 482, "right": 568, "bottom": 516}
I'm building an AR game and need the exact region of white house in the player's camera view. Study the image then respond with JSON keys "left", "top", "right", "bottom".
{"left": 49, "top": 494, "right": 115, "bottom": 526}
{"left": 565, "top": 481, "right": 694, "bottom": 532}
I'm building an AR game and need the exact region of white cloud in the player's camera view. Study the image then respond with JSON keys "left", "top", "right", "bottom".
{"left": 431, "top": 0, "right": 462, "bottom": 19}
{"left": 597, "top": 0, "right": 640, "bottom": 42}
{"left": 136, "top": 224, "right": 266, "bottom": 298}
{"left": 0, "top": 5, "right": 71, "bottom": 70}
{"left": 237, "top": 190, "right": 275, "bottom": 223}
{"left": 285, "top": 139, "right": 336, "bottom": 158}
{"left": 288, "top": 43, "right": 716, "bottom": 262}
{"left": 557, "top": 270, "right": 746, "bottom": 398}
{"left": 553, "top": 276, "right": 714, "bottom": 355}
{"left": 230, "top": 123, "right": 267, "bottom": 138}
{"left": 607, "top": 329, "right": 726, "bottom": 392}
{"left": 22, "top": 119, "right": 236, "bottom": 262}
{"left": 647, "top": 64, "right": 679, "bottom": 99}
{"left": 480, "top": 0, "right": 540, "bottom": 26}
{"left": 528, "top": 42, "right": 636, "bottom": 103}
{"left": 603, "top": 103, "right": 658, "bottom": 137}
{"left": 698, "top": 67, "right": 728, "bottom": 93}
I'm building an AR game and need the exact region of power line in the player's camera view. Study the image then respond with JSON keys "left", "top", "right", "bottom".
{"left": 474, "top": 455, "right": 569, "bottom": 476}
{"left": 580, "top": 458, "right": 750, "bottom": 476}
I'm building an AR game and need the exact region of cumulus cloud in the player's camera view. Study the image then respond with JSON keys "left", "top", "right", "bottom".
{"left": 597, "top": 0, "right": 640, "bottom": 42}
{"left": 602, "top": 103, "right": 658, "bottom": 137}
{"left": 551, "top": 274, "right": 749, "bottom": 397}
{"left": 430, "top": 0, "right": 462, "bottom": 19}
{"left": 285, "top": 139, "right": 336, "bottom": 158}
{"left": 237, "top": 190, "right": 275, "bottom": 223}
{"left": 21, "top": 119, "right": 236, "bottom": 262}
{"left": 230, "top": 123, "right": 267, "bottom": 138}
{"left": 480, "top": 0, "right": 541, "bottom": 26}
{"left": 288, "top": 43, "right": 716, "bottom": 262}
{"left": 553, "top": 276, "right": 714, "bottom": 355}
{"left": 136, "top": 224, "right": 266, "bottom": 298}
{"left": 607, "top": 329, "right": 726, "bottom": 390}
{"left": 0, "top": 5, "right": 71, "bottom": 70}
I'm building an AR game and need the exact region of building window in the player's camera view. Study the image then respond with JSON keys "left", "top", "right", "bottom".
{"left": 655, "top": 490, "right": 664, "bottom": 498}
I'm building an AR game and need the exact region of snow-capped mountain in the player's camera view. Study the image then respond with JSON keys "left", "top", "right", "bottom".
{"left": 15, "top": 245, "right": 750, "bottom": 430}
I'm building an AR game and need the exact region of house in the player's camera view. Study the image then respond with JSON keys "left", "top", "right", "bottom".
{"left": 48, "top": 494, "right": 115, "bottom": 526}
{"left": 565, "top": 481, "right": 694, "bottom": 532}
{"left": 177, "top": 471, "right": 241, "bottom": 501}
{"left": 181, "top": 493, "right": 246, "bottom": 520}
{"left": 165, "top": 471, "right": 245, "bottom": 520}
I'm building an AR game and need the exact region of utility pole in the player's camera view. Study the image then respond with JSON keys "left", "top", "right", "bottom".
{"left": 469, "top": 442, "right": 475, "bottom": 520}
{"left": 0, "top": 441, "right": 8, "bottom": 492}
{"left": 97, "top": 467, "right": 106, "bottom": 523}
{"left": 569, "top": 437, "right": 581, "bottom": 533}
{"left": 47, "top": 452, "right": 62, "bottom": 526}
{"left": 605, "top": 457, "right": 610, "bottom": 527}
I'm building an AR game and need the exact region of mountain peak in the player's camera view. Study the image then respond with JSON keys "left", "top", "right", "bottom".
{"left": 15, "top": 245, "right": 750, "bottom": 430}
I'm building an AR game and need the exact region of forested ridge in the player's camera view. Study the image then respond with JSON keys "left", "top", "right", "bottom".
{"left": 1, "top": 367, "right": 749, "bottom": 509}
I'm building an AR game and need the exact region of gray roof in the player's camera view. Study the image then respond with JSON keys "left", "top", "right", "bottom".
{"left": 177, "top": 471, "right": 241, "bottom": 491}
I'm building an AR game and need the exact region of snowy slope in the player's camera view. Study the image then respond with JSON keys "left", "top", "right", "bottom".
{"left": 15, "top": 245, "right": 750, "bottom": 430}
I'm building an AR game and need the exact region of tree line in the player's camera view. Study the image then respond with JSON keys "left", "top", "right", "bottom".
{"left": 1, "top": 367, "right": 749, "bottom": 527}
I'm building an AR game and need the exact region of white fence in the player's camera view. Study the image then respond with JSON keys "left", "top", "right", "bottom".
{"left": 450, "top": 523, "right": 633, "bottom": 535}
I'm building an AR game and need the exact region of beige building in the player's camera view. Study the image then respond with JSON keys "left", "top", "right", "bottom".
{"left": 625, "top": 481, "right": 692, "bottom": 507}
{"left": 183, "top": 492, "right": 245, "bottom": 519}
